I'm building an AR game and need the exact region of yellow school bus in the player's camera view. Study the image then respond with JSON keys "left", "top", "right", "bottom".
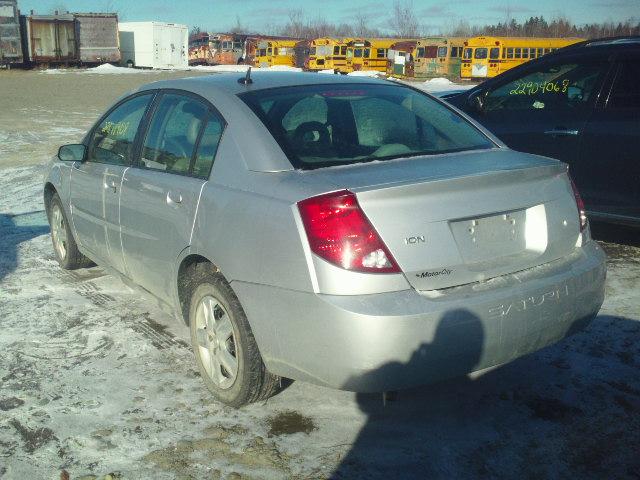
{"left": 461, "top": 36, "right": 585, "bottom": 79}
{"left": 341, "top": 38, "right": 398, "bottom": 73}
{"left": 308, "top": 37, "right": 353, "bottom": 72}
{"left": 254, "top": 39, "right": 300, "bottom": 68}
{"left": 414, "top": 37, "right": 466, "bottom": 79}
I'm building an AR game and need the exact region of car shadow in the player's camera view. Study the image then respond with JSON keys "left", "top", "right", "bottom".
{"left": 0, "top": 211, "right": 50, "bottom": 282}
{"left": 330, "top": 313, "right": 640, "bottom": 479}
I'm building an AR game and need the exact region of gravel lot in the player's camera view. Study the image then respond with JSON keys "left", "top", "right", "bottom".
{"left": 0, "top": 70, "right": 639, "bottom": 480}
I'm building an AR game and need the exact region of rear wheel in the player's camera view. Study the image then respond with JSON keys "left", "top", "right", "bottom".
{"left": 48, "top": 193, "right": 93, "bottom": 270}
{"left": 188, "top": 268, "right": 280, "bottom": 407}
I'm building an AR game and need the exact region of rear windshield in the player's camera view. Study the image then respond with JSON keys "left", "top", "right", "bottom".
{"left": 239, "top": 83, "right": 494, "bottom": 169}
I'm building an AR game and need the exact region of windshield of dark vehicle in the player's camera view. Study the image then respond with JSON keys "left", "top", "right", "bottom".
{"left": 239, "top": 83, "right": 494, "bottom": 169}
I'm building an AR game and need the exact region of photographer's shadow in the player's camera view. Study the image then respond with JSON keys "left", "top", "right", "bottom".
{"left": 332, "top": 308, "right": 486, "bottom": 479}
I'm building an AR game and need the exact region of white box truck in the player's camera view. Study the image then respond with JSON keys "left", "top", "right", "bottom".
{"left": 118, "top": 21, "right": 187, "bottom": 69}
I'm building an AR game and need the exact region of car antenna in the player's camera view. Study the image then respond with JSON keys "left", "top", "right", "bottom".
{"left": 238, "top": 67, "right": 253, "bottom": 85}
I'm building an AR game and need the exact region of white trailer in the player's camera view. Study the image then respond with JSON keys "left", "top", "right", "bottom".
{"left": 118, "top": 21, "right": 187, "bottom": 69}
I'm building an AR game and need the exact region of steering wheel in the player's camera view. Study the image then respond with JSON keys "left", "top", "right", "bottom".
{"left": 293, "top": 122, "right": 331, "bottom": 152}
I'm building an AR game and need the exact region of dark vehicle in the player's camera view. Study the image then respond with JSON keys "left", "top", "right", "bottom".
{"left": 446, "top": 37, "right": 640, "bottom": 226}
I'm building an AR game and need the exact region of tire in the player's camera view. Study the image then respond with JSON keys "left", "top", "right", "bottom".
{"left": 126, "top": 60, "right": 134, "bottom": 68}
{"left": 47, "top": 193, "right": 93, "bottom": 270}
{"left": 188, "top": 267, "right": 280, "bottom": 407}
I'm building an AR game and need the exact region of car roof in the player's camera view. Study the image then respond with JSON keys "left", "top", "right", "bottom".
{"left": 137, "top": 70, "right": 390, "bottom": 96}
{"left": 550, "top": 36, "right": 640, "bottom": 55}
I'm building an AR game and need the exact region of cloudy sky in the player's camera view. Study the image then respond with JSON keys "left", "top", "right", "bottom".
{"left": 22, "top": 0, "right": 640, "bottom": 33}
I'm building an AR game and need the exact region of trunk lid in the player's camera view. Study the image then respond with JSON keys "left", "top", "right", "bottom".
{"left": 305, "top": 149, "right": 581, "bottom": 290}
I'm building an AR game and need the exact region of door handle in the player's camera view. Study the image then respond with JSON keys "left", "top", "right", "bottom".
{"left": 104, "top": 180, "right": 117, "bottom": 193}
{"left": 544, "top": 129, "right": 579, "bottom": 137}
{"left": 167, "top": 190, "right": 183, "bottom": 204}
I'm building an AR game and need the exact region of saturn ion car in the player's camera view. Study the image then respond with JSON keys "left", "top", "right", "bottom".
{"left": 44, "top": 72, "right": 606, "bottom": 406}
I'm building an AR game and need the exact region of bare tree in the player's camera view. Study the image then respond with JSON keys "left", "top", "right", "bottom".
{"left": 230, "top": 14, "right": 244, "bottom": 34}
{"left": 282, "top": 9, "right": 305, "bottom": 38}
{"left": 390, "top": 0, "right": 419, "bottom": 38}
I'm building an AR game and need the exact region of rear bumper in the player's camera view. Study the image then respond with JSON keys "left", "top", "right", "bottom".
{"left": 232, "top": 241, "right": 606, "bottom": 392}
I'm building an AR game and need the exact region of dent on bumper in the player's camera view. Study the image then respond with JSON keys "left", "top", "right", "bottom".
{"left": 232, "top": 241, "right": 606, "bottom": 392}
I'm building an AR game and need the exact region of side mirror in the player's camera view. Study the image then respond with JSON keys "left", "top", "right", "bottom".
{"left": 58, "top": 144, "right": 86, "bottom": 162}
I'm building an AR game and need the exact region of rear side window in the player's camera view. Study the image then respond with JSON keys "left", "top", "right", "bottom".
{"left": 240, "top": 83, "right": 494, "bottom": 169}
{"left": 608, "top": 62, "right": 640, "bottom": 110}
{"left": 140, "top": 94, "right": 208, "bottom": 174}
{"left": 192, "top": 116, "right": 224, "bottom": 179}
{"left": 88, "top": 93, "right": 153, "bottom": 166}
{"left": 484, "top": 62, "right": 605, "bottom": 112}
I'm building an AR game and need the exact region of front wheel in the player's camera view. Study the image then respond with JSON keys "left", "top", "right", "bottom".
{"left": 48, "top": 193, "right": 93, "bottom": 269}
{"left": 188, "top": 270, "right": 280, "bottom": 407}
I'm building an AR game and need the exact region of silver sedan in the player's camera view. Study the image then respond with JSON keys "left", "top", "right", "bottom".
{"left": 44, "top": 72, "right": 606, "bottom": 406}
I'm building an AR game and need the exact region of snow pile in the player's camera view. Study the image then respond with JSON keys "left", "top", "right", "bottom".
{"left": 347, "top": 70, "right": 385, "bottom": 77}
{"left": 416, "top": 77, "right": 474, "bottom": 93}
{"left": 83, "top": 63, "right": 153, "bottom": 74}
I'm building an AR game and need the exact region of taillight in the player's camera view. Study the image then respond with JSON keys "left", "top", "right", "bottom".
{"left": 297, "top": 190, "right": 400, "bottom": 274}
{"left": 570, "top": 177, "right": 587, "bottom": 232}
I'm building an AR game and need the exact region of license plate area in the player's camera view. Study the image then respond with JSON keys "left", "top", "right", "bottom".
{"left": 450, "top": 210, "right": 527, "bottom": 264}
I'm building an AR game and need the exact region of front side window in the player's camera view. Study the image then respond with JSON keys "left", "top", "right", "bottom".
{"left": 451, "top": 47, "right": 460, "bottom": 58}
{"left": 333, "top": 45, "right": 340, "bottom": 55}
{"left": 88, "top": 93, "right": 153, "bottom": 166}
{"left": 463, "top": 47, "right": 472, "bottom": 59}
{"left": 490, "top": 47, "right": 500, "bottom": 60}
{"left": 417, "top": 47, "right": 425, "bottom": 58}
{"left": 437, "top": 46, "right": 447, "bottom": 58}
{"left": 240, "top": 84, "right": 494, "bottom": 169}
{"left": 608, "top": 62, "right": 640, "bottom": 109}
{"left": 140, "top": 94, "right": 208, "bottom": 174}
{"left": 377, "top": 48, "right": 386, "bottom": 58}
{"left": 484, "top": 62, "right": 605, "bottom": 112}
